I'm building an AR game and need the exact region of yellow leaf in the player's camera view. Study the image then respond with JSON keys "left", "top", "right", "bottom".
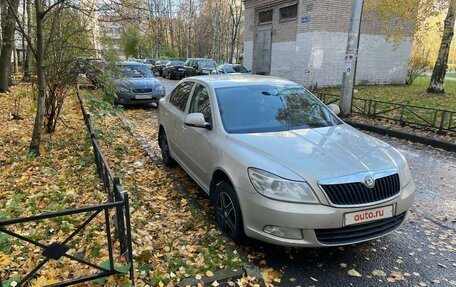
{"left": 348, "top": 269, "right": 362, "bottom": 277}
{"left": 158, "top": 281, "right": 164, "bottom": 287}
{"left": 0, "top": 254, "right": 10, "bottom": 265}
{"left": 206, "top": 270, "right": 214, "bottom": 277}
{"left": 32, "top": 276, "right": 59, "bottom": 287}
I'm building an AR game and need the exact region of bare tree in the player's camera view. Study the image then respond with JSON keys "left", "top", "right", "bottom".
{"left": 427, "top": 0, "right": 456, "bottom": 93}
{"left": 0, "top": 0, "right": 20, "bottom": 92}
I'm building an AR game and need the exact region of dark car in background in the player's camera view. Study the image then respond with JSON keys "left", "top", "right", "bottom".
{"left": 184, "top": 58, "right": 218, "bottom": 77}
{"left": 76, "top": 57, "right": 107, "bottom": 88}
{"left": 162, "top": 61, "right": 186, "bottom": 80}
{"left": 114, "top": 61, "right": 165, "bottom": 106}
{"left": 216, "top": 64, "right": 251, "bottom": 74}
{"left": 153, "top": 60, "right": 167, "bottom": 76}
{"left": 143, "top": 59, "right": 157, "bottom": 70}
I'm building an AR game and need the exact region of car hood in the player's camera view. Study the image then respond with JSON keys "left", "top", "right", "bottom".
{"left": 115, "top": 78, "right": 160, "bottom": 89}
{"left": 227, "top": 124, "right": 403, "bottom": 181}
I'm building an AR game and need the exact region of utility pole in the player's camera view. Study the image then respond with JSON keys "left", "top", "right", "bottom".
{"left": 340, "top": 0, "right": 364, "bottom": 116}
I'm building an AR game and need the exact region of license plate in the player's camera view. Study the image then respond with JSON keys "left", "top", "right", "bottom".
{"left": 344, "top": 205, "right": 394, "bottom": 226}
{"left": 178, "top": 68, "right": 184, "bottom": 71}
{"left": 135, "top": 95, "right": 153, "bottom": 100}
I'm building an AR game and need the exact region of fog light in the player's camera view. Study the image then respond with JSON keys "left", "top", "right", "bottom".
{"left": 263, "top": 225, "right": 303, "bottom": 240}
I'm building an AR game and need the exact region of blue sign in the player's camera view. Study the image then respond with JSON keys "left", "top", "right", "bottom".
{"left": 301, "top": 16, "right": 310, "bottom": 23}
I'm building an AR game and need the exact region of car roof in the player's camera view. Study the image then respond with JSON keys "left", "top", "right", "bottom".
{"left": 118, "top": 61, "right": 147, "bottom": 66}
{"left": 188, "top": 58, "right": 214, "bottom": 61}
{"left": 187, "top": 75, "right": 299, "bottom": 89}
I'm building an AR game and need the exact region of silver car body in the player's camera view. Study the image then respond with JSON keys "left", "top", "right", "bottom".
{"left": 158, "top": 75, "right": 415, "bottom": 247}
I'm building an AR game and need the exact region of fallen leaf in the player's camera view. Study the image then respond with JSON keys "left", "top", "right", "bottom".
{"left": 348, "top": 269, "right": 362, "bottom": 277}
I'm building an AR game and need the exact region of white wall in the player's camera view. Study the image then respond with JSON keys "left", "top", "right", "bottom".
{"left": 270, "top": 42, "right": 297, "bottom": 81}
{"left": 267, "top": 31, "right": 413, "bottom": 88}
{"left": 243, "top": 41, "right": 254, "bottom": 71}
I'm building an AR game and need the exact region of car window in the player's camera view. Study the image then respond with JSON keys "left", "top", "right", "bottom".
{"left": 170, "top": 82, "right": 195, "bottom": 112}
{"left": 233, "top": 65, "right": 248, "bottom": 73}
{"left": 197, "top": 60, "right": 216, "bottom": 69}
{"left": 118, "top": 64, "right": 153, "bottom": 78}
{"left": 224, "top": 65, "right": 236, "bottom": 73}
{"left": 189, "top": 84, "right": 212, "bottom": 124}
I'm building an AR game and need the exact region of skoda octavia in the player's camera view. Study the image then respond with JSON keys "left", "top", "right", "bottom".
{"left": 158, "top": 75, "right": 415, "bottom": 246}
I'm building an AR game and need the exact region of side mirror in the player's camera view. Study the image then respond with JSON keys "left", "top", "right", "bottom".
{"left": 185, "top": 113, "right": 212, "bottom": 130}
{"left": 193, "top": 65, "right": 198, "bottom": 69}
{"left": 328, "top": 103, "right": 341, "bottom": 115}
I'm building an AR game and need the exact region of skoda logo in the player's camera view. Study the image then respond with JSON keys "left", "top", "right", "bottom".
{"left": 364, "top": 175, "right": 375, "bottom": 189}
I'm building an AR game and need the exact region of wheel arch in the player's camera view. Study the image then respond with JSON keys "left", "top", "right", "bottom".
{"left": 210, "top": 168, "right": 236, "bottom": 203}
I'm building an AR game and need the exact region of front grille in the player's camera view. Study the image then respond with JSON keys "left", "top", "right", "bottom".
{"left": 133, "top": 88, "right": 153, "bottom": 93}
{"left": 315, "top": 212, "right": 406, "bottom": 245}
{"left": 321, "top": 173, "right": 400, "bottom": 206}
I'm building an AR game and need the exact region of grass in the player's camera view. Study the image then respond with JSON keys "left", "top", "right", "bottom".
{"left": 446, "top": 72, "right": 456, "bottom": 79}
{"left": 318, "top": 77, "right": 456, "bottom": 111}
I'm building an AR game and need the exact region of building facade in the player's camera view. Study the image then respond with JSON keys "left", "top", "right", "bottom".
{"left": 243, "top": 0, "right": 413, "bottom": 88}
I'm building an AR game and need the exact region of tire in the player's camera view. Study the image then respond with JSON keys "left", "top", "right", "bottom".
{"left": 158, "top": 130, "right": 177, "bottom": 168}
{"left": 214, "top": 181, "right": 244, "bottom": 243}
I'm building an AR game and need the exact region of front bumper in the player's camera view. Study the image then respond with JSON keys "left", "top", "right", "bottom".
{"left": 115, "top": 91, "right": 165, "bottom": 105}
{"left": 236, "top": 180, "right": 415, "bottom": 247}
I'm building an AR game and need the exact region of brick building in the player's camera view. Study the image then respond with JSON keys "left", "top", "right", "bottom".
{"left": 243, "top": 0, "right": 413, "bottom": 88}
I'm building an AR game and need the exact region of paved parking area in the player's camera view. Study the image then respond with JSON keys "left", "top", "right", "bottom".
{"left": 126, "top": 77, "right": 456, "bottom": 287}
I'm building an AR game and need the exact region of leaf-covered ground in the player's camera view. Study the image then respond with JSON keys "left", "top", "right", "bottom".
{"left": 0, "top": 86, "right": 246, "bottom": 286}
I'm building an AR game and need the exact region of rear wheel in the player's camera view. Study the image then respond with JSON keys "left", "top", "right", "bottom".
{"left": 158, "top": 130, "right": 177, "bottom": 167}
{"left": 214, "top": 181, "right": 244, "bottom": 243}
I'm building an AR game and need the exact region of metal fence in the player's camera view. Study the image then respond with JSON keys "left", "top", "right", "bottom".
{"left": 313, "top": 91, "right": 456, "bottom": 134}
{"left": 0, "top": 91, "right": 134, "bottom": 287}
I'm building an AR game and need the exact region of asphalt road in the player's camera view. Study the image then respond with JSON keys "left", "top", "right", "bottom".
{"left": 130, "top": 77, "right": 456, "bottom": 287}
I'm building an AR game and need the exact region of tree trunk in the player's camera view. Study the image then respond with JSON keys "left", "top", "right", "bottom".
{"left": 23, "top": 0, "right": 32, "bottom": 80}
{"left": 29, "top": 1, "right": 45, "bottom": 156}
{"left": 0, "top": 0, "right": 20, "bottom": 93}
{"left": 427, "top": 1, "right": 456, "bottom": 94}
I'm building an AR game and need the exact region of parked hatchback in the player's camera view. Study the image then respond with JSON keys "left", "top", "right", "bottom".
{"left": 217, "top": 64, "right": 251, "bottom": 74}
{"left": 114, "top": 61, "right": 165, "bottom": 106}
{"left": 184, "top": 58, "right": 218, "bottom": 77}
{"left": 158, "top": 75, "right": 415, "bottom": 246}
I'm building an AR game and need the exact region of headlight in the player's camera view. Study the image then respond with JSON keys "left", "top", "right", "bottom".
{"left": 156, "top": 84, "right": 165, "bottom": 92}
{"left": 116, "top": 86, "right": 130, "bottom": 93}
{"left": 398, "top": 160, "right": 412, "bottom": 189}
{"left": 248, "top": 168, "right": 319, "bottom": 203}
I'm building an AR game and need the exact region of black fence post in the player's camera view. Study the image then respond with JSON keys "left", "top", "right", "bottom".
{"left": 113, "top": 178, "right": 127, "bottom": 255}
{"left": 123, "top": 192, "right": 135, "bottom": 285}
{"left": 438, "top": 111, "right": 447, "bottom": 135}
{"left": 367, "top": 99, "right": 372, "bottom": 116}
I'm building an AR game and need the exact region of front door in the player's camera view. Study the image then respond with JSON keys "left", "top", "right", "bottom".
{"left": 255, "top": 25, "right": 272, "bottom": 75}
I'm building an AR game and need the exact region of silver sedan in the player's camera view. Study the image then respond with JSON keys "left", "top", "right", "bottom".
{"left": 158, "top": 75, "right": 415, "bottom": 247}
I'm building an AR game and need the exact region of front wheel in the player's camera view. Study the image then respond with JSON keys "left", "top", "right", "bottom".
{"left": 214, "top": 182, "right": 244, "bottom": 243}
{"left": 158, "top": 130, "right": 177, "bottom": 167}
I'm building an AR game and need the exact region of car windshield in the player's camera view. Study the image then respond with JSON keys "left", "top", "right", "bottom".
{"left": 215, "top": 84, "right": 342, "bottom": 133}
{"left": 170, "top": 61, "right": 185, "bottom": 66}
{"left": 198, "top": 60, "right": 215, "bottom": 69}
{"left": 225, "top": 65, "right": 248, "bottom": 73}
{"left": 118, "top": 64, "right": 153, "bottom": 78}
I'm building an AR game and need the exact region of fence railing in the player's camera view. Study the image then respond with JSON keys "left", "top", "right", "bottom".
{"left": 313, "top": 91, "right": 456, "bottom": 134}
{"left": 0, "top": 90, "right": 134, "bottom": 287}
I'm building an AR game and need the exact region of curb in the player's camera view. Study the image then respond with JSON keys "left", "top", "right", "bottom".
{"left": 117, "top": 114, "right": 266, "bottom": 287}
{"left": 345, "top": 120, "right": 456, "bottom": 153}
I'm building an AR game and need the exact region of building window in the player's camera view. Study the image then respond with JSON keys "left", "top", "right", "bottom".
{"left": 280, "top": 4, "right": 298, "bottom": 21}
{"left": 258, "top": 9, "right": 273, "bottom": 25}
